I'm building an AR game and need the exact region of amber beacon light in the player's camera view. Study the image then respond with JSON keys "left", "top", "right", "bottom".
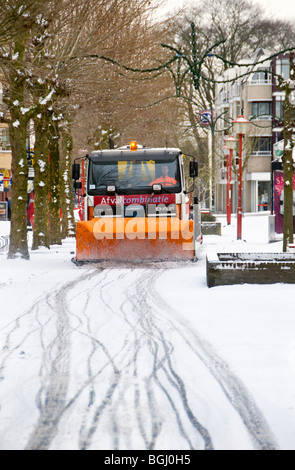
{"left": 130, "top": 141, "right": 137, "bottom": 151}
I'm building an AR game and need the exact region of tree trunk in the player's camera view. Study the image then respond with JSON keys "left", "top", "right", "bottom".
{"left": 60, "top": 129, "right": 75, "bottom": 239}
{"left": 48, "top": 120, "right": 62, "bottom": 246}
{"left": 8, "top": 119, "right": 29, "bottom": 259}
{"left": 7, "top": 42, "right": 29, "bottom": 260}
{"left": 32, "top": 116, "right": 50, "bottom": 250}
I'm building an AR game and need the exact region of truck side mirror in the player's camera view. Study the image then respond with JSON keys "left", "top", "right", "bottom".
{"left": 72, "top": 163, "right": 80, "bottom": 180}
{"left": 189, "top": 161, "right": 198, "bottom": 178}
{"left": 74, "top": 181, "right": 82, "bottom": 190}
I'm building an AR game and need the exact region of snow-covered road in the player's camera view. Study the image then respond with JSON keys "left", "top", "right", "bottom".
{"left": 0, "top": 216, "right": 294, "bottom": 450}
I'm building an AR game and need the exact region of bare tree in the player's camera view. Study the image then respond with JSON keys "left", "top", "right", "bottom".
{"left": 0, "top": 0, "right": 170, "bottom": 256}
{"left": 68, "top": 2, "right": 179, "bottom": 151}
{"left": 162, "top": 0, "right": 295, "bottom": 208}
{"left": 0, "top": 0, "right": 64, "bottom": 259}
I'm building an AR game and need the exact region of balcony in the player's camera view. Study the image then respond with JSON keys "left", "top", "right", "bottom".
{"left": 250, "top": 114, "right": 272, "bottom": 121}
{"left": 250, "top": 77, "right": 272, "bottom": 85}
{"left": 251, "top": 150, "right": 272, "bottom": 156}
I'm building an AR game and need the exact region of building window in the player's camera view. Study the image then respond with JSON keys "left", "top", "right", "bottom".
{"left": 275, "top": 96, "right": 284, "bottom": 120}
{"left": 252, "top": 137, "right": 272, "bottom": 156}
{"left": 0, "top": 128, "right": 10, "bottom": 150}
{"left": 251, "top": 68, "right": 271, "bottom": 84}
{"left": 276, "top": 58, "right": 290, "bottom": 81}
{"left": 251, "top": 102, "right": 272, "bottom": 119}
{"left": 275, "top": 96, "right": 295, "bottom": 121}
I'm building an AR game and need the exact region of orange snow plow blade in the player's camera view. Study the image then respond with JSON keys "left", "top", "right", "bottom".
{"left": 75, "top": 217, "right": 195, "bottom": 263}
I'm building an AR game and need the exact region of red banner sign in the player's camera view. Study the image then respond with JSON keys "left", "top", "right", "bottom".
{"left": 94, "top": 194, "right": 176, "bottom": 206}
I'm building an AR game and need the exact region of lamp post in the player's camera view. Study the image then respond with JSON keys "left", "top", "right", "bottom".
{"left": 233, "top": 115, "right": 250, "bottom": 240}
{"left": 222, "top": 144, "right": 229, "bottom": 222}
{"left": 224, "top": 136, "right": 238, "bottom": 225}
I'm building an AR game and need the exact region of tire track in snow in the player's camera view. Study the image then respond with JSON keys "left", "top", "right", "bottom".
{"left": 25, "top": 268, "right": 140, "bottom": 451}
{"left": 128, "top": 269, "right": 214, "bottom": 450}
{"left": 25, "top": 270, "right": 103, "bottom": 450}
{"left": 145, "top": 269, "right": 279, "bottom": 451}
{"left": 0, "top": 293, "right": 54, "bottom": 384}
{"left": 34, "top": 265, "right": 278, "bottom": 450}
{"left": 72, "top": 268, "right": 167, "bottom": 450}
{"left": 77, "top": 268, "right": 148, "bottom": 450}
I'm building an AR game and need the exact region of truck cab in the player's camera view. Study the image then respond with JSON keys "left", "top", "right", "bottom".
{"left": 72, "top": 142, "right": 201, "bottom": 263}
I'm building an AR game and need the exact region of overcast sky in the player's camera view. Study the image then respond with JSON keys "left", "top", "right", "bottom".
{"left": 241, "top": 0, "right": 295, "bottom": 20}
{"left": 159, "top": 0, "right": 295, "bottom": 21}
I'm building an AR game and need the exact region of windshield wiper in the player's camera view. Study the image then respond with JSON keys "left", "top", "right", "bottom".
{"left": 113, "top": 188, "right": 130, "bottom": 195}
{"left": 150, "top": 187, "right": 177, "bottom": 194}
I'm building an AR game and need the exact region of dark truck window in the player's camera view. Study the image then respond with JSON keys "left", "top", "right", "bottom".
{"left": 88, "top": 158, "right": 181, "bottom": 195}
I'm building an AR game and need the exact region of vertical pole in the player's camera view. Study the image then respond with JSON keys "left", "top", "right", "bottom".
{"left": 227, "top": 148, "right": 232, "bottom": 225}
{"left": 237, "top": 133, "right": 243, "bottom": 240}
{"left": 81, "top": 160, "right": 85, "bottom": 220}
{"left": 208, "top": 130, "right": 212, "bottom": 212}
{"left": 226, "top": 152, "right": 230, "bottom": 225}
{"left": 229, "top": 148, "right": 232, "bottom": 223}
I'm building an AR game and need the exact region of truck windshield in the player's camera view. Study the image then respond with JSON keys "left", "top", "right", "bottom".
{"left": 88, "top": 158, "right": 181, "bottom": 195}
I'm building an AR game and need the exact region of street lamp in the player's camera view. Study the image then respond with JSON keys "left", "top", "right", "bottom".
{"left": 222, "top": 144, "right": 228, "bottom": 205}
{"left": 233, "top": 115, "right": 250, "bottom": 239}
{"left": 222, "top": 145, "right": 230, "bottom": 224}
{"left": 224, "top": 136, "right": 238, "bottom": 225}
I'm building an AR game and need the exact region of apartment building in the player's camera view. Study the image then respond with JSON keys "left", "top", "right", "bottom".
{"left": 215, "top": 50, "right": 280, "bottom": 214}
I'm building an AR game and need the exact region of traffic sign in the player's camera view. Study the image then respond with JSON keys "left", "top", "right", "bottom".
{"left": 198, "top": 110, "right": 214, "bottom": 127}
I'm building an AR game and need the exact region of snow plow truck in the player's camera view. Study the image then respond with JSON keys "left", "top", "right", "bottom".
{"left": 72, "top": 142, "right": 202, "bottom": 264}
